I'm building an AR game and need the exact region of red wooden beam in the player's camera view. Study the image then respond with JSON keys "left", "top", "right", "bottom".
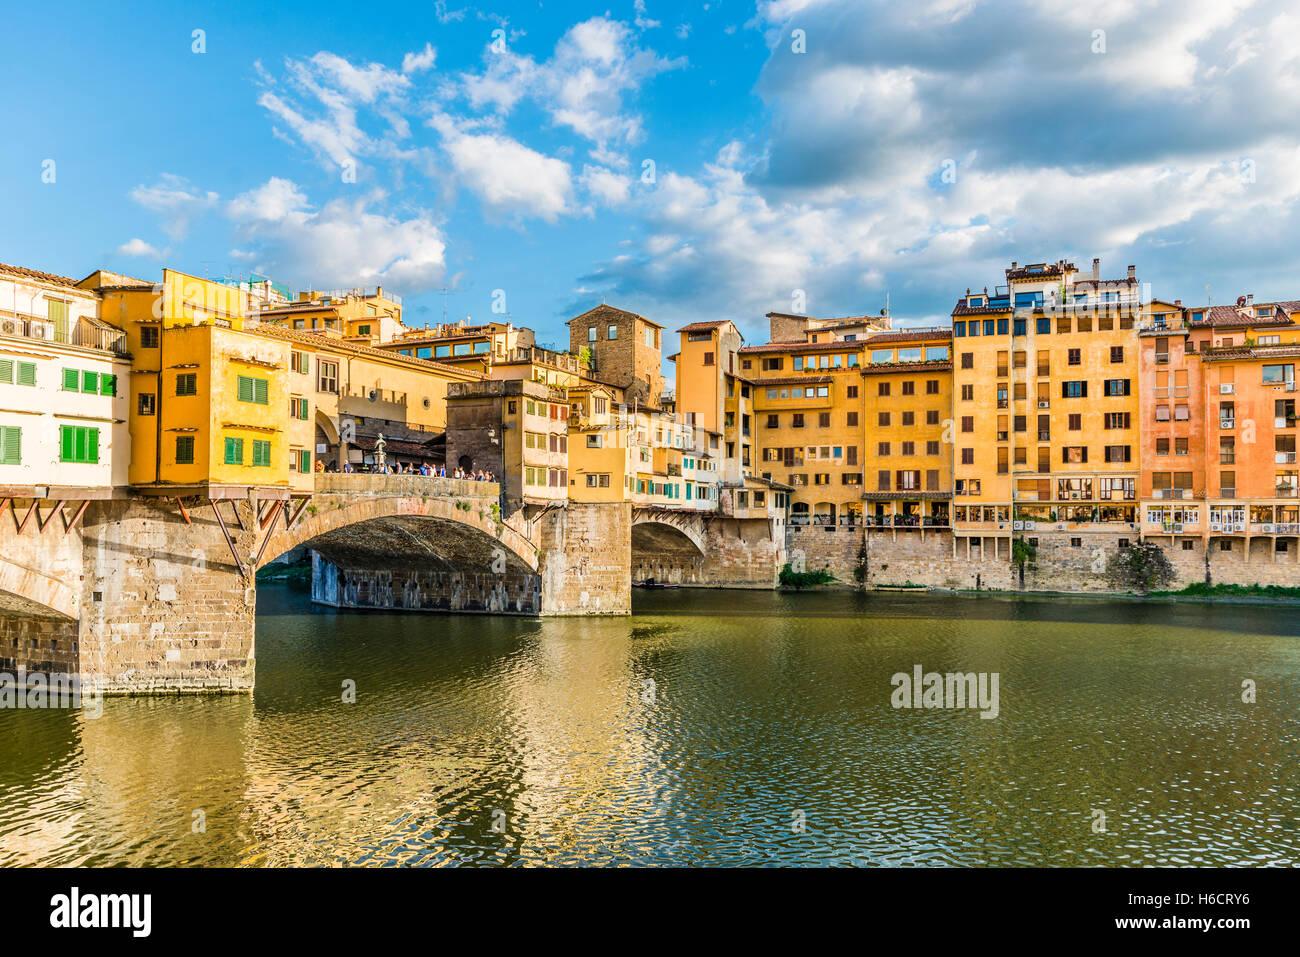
{"left": 62, "top": 500, "right": 91, "bottom": 534}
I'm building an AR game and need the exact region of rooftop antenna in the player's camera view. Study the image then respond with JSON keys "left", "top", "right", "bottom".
{"left": 1206, "top": 284, "right": 1212, "bottom": 307}
{"left": 440, "top": 287, "right": 449, "bottom": 326}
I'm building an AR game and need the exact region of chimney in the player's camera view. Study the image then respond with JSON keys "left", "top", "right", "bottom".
{"left": 1174, "top": 299, "right": 1182, "bottom": 306}
{"left": 1092, "top": 258, "right": 1100, "bottom": 281}
{"left": 1011, "top": 261, "right": 1018, "bottom": 269}
{"left": 1246, "top": 293, "right": 1254, "bottom": 306}
{"left": 1127, "top": 265, "right": 1136, "bottom": 281}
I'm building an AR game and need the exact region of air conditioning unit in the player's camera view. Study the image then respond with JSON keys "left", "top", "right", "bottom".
{"left": 1209, "top": 523, "right": 1223, "bottom": 532}
{"left": 1056, "top": 523, "right": 1066, "bottom": 531}
{"left": 1234, "top": 523, "right": 1247, "bottom": 532}
{"left": 1219, "top": 383, "right": 1235, "bottom": 394}
{"left": 28, "top": 321, "right": 53, "bottom": 339}
{"left": 0, "top": 320, "right": 15, "bottom": 334}
{"left": 1012, "top": 520, "right": 1024, "bottom": 530}
{"left": 1260, "top": 523, "right": 1275, "bottom": 534}
{"left": 1024, "top": 521, "right": 1036, "bottom": 530}
{"left": 1038, "top": 400, "right": 1050, "bottom": 408}
{"left": 1172, "top": 523, "right": 1183, "bottom": 533}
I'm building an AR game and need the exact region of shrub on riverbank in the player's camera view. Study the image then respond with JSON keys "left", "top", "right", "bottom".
{"left": 255, "top": 561, "right": 312, "bottom": 590}
{"left": 779, "top": 564, "right": 836, "bottom": 589}
{"left": 1152, "top": 582, "right": 1300, "bottom": 600}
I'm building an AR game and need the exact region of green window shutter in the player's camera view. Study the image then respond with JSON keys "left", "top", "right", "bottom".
{"left": 62, "top": 368, "right": 79, "bottom": 391}
{"left": 86, "top": 428, "right": 99, "bottom": 464}
{"left": 175, "top": 436, "right": 194, "bottom": 464}
{"left": 252, "top": 439, "right": 271, "bottom": 467}
{"left": 100, "top": 374, "right": 116, "bottom": 396}
{"left": 0, "top": 426, "right": 20, "bottom": 465}
{"left": 0, "top": 360, "right": 12, "bottom": 384}
{"left": 60, "top": 425, "right": 74, "bottom": 461}
{"left": 225, "top": 437, "right": 243, "bottom": 465}
{"left": 237, "top": 376, "right": 253, "bottom": 402}
{"left": 254, "top": 378, "right": 268, "bottom": 404}
{"left": 82, "top": 371, "right": 98, "bottom": 393}
{"left": 16, "top": 362, "right": 35, "bottom": 387}
{"left": 74, "top": 427, "right": 88, "bottom": 463}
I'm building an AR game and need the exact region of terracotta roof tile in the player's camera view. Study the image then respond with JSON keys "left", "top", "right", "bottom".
{"left": 0, "top": 262, "right": 82, "bottom": 287}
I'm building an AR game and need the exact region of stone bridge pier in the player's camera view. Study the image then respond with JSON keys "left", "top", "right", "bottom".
{"left": 0, "top": 477, "right": 633, "bottom": 695}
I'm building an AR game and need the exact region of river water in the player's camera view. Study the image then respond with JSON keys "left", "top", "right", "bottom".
{"left": 1, "top": 586, "right": 1297, "bottom": 866}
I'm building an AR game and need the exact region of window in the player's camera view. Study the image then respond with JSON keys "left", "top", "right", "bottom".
{"left": 1110, "top": 346, "right": 1124, "bottom": 363}
{"left": 878, "top": 412, "right": 890, "bottom": 427}
{"left": 1104, "top": 412, "right": 1130, "bottom": 429}
{"left": 1063, "top": 446, "right": 1088, "bottom": 463}
{"left": 961, "top": 384, "right": 974, "bottom": 401}
{"left": 290, "top": 351, "right": 309, "bottom": 374}
{"left": 140, "top": 326, "right": 160, "bottom": 348}
{"left": 0, "top": 426, "right": 21, "bottom": 465}
{"left": 59, "top": 425, "right": 99, "bottom": 464}
{"left": 792, "top": 414, "right": 804, "bottom": 428}
{"left": 224, "top": 437, "right": 244, "bottom": 465}
{"left": 766, "top": 414, "right": 779, "bottom": 428}
{"left": 139, "top": 393, "right": 156, "bottom": 416}
{"left": 961, "top": 353, "right": 974, "bottom": 369}
{"left": 1103, "top": 379, "right": 1131, "bottom": 397}
{"left": 252, "top": 440, "right": 272, "bottom": 467}
{"left": 846, "top": 411, "right": 858, "bottom": 427}
{"left": 585, "top": 473, "right": 612, "bottom": 488}
{"left": 703, "top": 352, "right": 714, "bottom": 366}
{"left": 927, "top": 440, "right": 940, "bottom": 455}
{"left": 356, "top": 324, "right": 371, "bottom": 336}
{"left": 1062, "top": 381, "right": 1087, "bottom": 398}
{"left": 818, "top": 412, "right": 830, "bottom": 428}
{"left": 171, "top": 372, "right": 196, "bottom": 396}
{"left": 926, "top": 379, "right": 939, "bottom": 394}
{"left": 1182, "top": 540, "right": 1194, "bottom": 551}
{"left": 902, "top": 381, "right": 915, "bottom": 396}
{"left": 175, "top": 435, "right": 194, "bottom": 464}
{"left": 878, "top": 382, "right": 891, "bottom": 396}
{"left": 926, "top": 410, "right": 939, "bottom": 425}
{"left": 606, "top": 324, "right": 618, "bottom": 340}
{"left": 961, "top": 448, "right": 974, "bottom": 465}
{"left": 317, "top": 359, "right": 339, "bottom": 393}
{"left": 0, "top": 360, "right": 36, "bottom": 386}
{"left": 1068, "top": 349, "right": 1081, "bottom": 366}
{"left": 238, "top": 375, "right": 269, "bottom": 404}
{"left": 289, "top": 397, "right": 309, "bottom": 419}
{"left": 588, "top": 326, "right": 597, "bottom": 342}
{"left": 878, "top": 441, "right": 890, "bottom": 456}
{"left": 846, "top": 385, "right": 858, "bottom": 399}
{"left": 961, "top": 416, "right": 974, "bottom": 433}
{"left": 645, "top": 327, "right": 655, "bottom": 348}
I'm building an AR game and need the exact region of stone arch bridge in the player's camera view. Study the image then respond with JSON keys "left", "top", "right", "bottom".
{"left": 0, "top": 477, "right": 782, "bottom": 694}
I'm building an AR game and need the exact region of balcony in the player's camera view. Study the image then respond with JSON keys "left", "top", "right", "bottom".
{"left": 1152, "top": 488, "right": 1191, "bottom": 500}
{"left": 1037, "top": 430, "right": 1050, "bottom": 441}
{"left": 0, "top": 315, "right": 130, "bottom": 356}
{"left": 1275, "top": 417, "right": 1297, "bottom": 429}
{"left": 1277, "top": 487, "right": 1300, "bottom": 498}
{"left": 1275, "top": 452, "right": 1297, "bottom": 464}
{"left": 1154, "top": 353, "right": 1170, "bottom": 364}
{"left": 1220, "top": 453, "right": 1235, "bottom": 464}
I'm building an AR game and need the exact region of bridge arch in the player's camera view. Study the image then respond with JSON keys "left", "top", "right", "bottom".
{"left": 0, "top": 557, "right": 78, "bottom": 620}
{"left": 630, "top": 513, "right": 706, "bottom": 585}
{"left": 260, "top": 493, "right": 538, "bottom": 574}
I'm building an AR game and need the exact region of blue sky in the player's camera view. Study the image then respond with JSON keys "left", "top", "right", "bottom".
{"left": 3, "top": 0, "right": 1300, "bottom": 348}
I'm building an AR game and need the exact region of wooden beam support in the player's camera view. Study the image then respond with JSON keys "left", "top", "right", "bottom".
{"left": 228, "top": 499, "right": 246, "bottom": 533}
{"left": 37, "top": 500, "right": 64, "bottom": 534}
{"left": 61, "top": 499, "right": 91, "bottom": 534}
{"left": 15, "top": 500, "right": 39, "bottom": 534}
{"left": 210, "top": 500, "right": 247, "bottom": 576}
{"left": 176, "top": 496, "right": 192, "bottom": 525}
{"left": 253, "top": 501, "right": 286, "bottom": 567}
{"left": 285, "top": 496, "right": 311, "bottom": 530}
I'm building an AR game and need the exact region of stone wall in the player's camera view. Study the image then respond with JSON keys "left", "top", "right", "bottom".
{"left": 79, "top": 498, "right": 258, "bottom": 694}
{"left": 312, "top": 552, "right": 541, "bottom": 614}
{"left": 536, "top": 501, "right": 631, "bottom": 614}
{"left": 787, "top": 523, "right": 1300, "bottom": 593}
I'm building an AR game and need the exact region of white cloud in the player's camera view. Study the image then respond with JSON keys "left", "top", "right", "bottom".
{"left": 580, "top": 165, "right": 632, "bottom": 207}
{"left": 128, "top": 174, "right": 218, "bottom": 240}
{"left": 402, "top": 43, "right": 437, "bottom": 75}
{"left": 429, "top": 114, "right": 575, "bottom": 221}
{"left": 634, "top": 1, "right": 661, "bottom": 30}
{"left": 458, "top": 17, "right": 685, "bottom": 161}
{"left": 114, "top": 238, "right": 163, "bottom": 259}
{"left": 226, "top": 179, "right": 448, "bottom": 291}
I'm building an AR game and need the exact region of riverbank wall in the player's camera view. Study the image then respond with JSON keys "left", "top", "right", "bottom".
{"left": 785, "top": 524, "right": 1300, "bottom": 593}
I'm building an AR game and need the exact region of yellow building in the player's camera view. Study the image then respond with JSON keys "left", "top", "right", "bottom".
{"left": 256, "top": 286, "right": 407, "bottom": 344}
{"left": 951, "top": 259, "right": 1142, "bottom": 555}
{"left": 87, "top": 269, "right": 295, "bottom": 497}
{"left": 743, "top": 337, "right": 865, "bottom": 527}
{"left": 861, "top": 328, "right": 953, "bottom": 529}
